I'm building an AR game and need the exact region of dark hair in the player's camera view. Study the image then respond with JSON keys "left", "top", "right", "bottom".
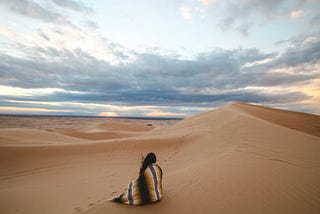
{"left": 139, "top": 152, "right": 157, "bottom": 175}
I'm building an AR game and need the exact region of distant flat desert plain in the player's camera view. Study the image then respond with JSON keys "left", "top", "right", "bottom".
{"left": 0, "top": 102, "right": 320, "bottom": 213}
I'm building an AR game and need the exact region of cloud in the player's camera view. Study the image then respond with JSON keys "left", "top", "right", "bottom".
{"left": 267, "top": 32, "right": 320, "bottom": 68}
{"left": 198, "top": 0, "right": 218, "bottom": 6}
{"left": 0, "top": 26, "right": 12, "bottom": 37}
{"left": 2, "top": 38, "right": 318, "bottom": 93}
{"left": 179, "top": 5, "right": 192, "bottom": 20}
{"left": 0, "top": 88, "right": 310, "bottom": 116}
{"left": 0, "top": 106, "right": 72, "bottom": 113}
{"left": 1, "top": 0, "right": 95, "bottom": 34}
{"left": 219, "top": 0, "right": 286, "bottom": 35}
{"left": 290, "top": 9, "right": 305, "bottom": 18}
{"left": 310, "top": 13, "right": 320, "bottom": 25}
{"left": 50, "top": 0, "right": 93, "bottom": 13}
{"left": 3, "top": 23, "right": 130, "bottom": 66}
{"left": 36, "top": 28, "right": 51, "bottom": 41}
{"left": 0, "top": 85, "right": 64, "bottom": 97}
{"left": 0, "top": 30, "right": 319, "bottom": 115}
{"left": 1, "top": 0, "right": 74, "bottom": 27}
{"left": 194, "top": 0, "right": 309, "bottom": 36}
{"left": 85, "top": 20, "right": 99, "bottom": 30}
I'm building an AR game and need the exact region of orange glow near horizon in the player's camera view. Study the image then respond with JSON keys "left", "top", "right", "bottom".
{"left": 145, "top": 110, "right": 186, "bottom": 117}
{"left": 97, "top": 112, "right": 119, "bottom": 117}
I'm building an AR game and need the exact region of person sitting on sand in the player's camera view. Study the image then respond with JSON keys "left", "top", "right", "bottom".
{"left": 112, "top": 152, "right": 163, "bottom": 205}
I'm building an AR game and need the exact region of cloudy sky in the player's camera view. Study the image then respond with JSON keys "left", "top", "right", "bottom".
{"left": 0, "top": 0, "right": 319, "bottom": 117}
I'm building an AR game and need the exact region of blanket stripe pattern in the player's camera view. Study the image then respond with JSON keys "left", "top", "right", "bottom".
{"left": 116, "top": 164, "right": 163, "bottom": 205}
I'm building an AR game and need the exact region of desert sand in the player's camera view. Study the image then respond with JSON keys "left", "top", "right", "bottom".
{"left": 0, "top": 102, "right": 319, "bottom": 214}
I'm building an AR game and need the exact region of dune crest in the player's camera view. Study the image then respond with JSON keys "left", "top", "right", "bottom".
{"left": 0, "top": 102, "right": 319, "bottom": 214}
{"left": 232, "top": 102, "right": 320, "bottom": 137}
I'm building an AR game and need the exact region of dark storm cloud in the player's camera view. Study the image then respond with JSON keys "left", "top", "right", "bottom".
{"left": 0, "top": 32, "right": 319, "bottom": 108}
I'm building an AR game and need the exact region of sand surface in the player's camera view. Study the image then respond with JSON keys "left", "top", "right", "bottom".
{"left": 0, "top": 102, "right": 319, "bottom": 213}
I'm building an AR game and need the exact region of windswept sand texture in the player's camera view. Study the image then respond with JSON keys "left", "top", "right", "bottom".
{"left": 0, "top": 102, "right": 319, "bottom": 213}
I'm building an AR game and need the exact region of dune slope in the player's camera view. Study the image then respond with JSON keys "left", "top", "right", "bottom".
{"left": 0, "top": 102, "right": 319, "bottom": 214}
{"left": 233, "top": 102, "right": 320, "bottom": 137}
{"left": 0, "top": 128, "right": 90, "bottom": 146}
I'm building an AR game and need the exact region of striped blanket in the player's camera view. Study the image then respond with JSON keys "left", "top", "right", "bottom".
{"left": 113, "top": 164, "right": 163, "bottom": 205}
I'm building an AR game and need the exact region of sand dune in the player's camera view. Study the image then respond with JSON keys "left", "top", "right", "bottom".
{"left": 61, "top": 121, "right": 154, "bottom": 140}
{"left": 0, "top": 102, "right": 319, "bottom": 213}
{"left": 233, "top": 102, "right": 320, "bottom": 137}
{"left": 0, "top": 128, "right": 89, "bottom": 146}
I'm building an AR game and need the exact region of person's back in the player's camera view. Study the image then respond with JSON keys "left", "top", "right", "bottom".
{"left": 139, "top": 163, "right": 163, "bottom": 204}
{"left": 112, "top": 153, "right": 163, "bottom": 205}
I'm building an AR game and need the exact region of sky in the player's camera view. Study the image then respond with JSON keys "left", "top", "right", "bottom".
{"left": 0, "top": 0, "right": 319, "bottom": 117}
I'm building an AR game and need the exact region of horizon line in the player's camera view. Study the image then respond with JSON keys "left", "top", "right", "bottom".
{"left": 0, "top": 113, "right": 184, "bottom": 120}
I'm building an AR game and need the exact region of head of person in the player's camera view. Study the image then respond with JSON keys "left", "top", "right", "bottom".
{"left": 140, "top": 152, "right": 157, "bottom": 174}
